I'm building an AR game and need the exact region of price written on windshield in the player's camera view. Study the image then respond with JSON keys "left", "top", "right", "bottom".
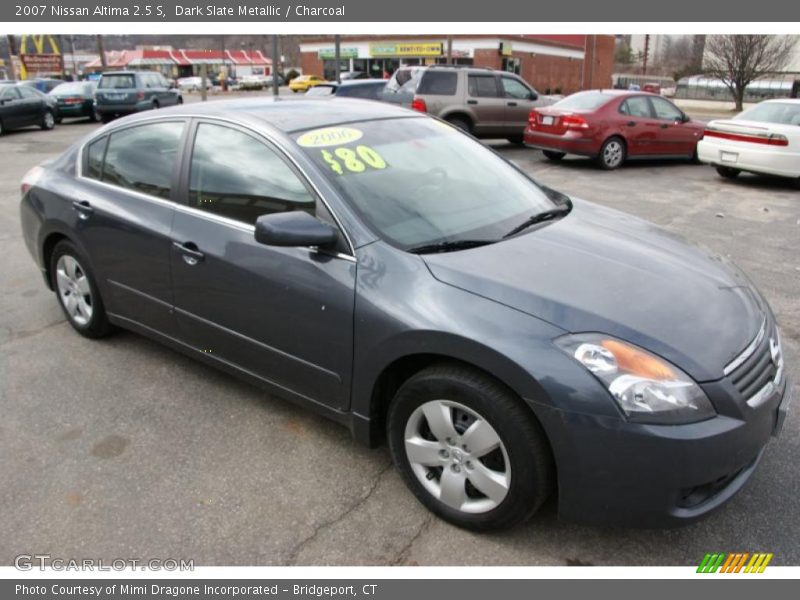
{"left": 321, "top": 146, "right": 388, "bottom": 175}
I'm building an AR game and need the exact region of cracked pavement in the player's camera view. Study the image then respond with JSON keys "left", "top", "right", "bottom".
{"left": 1, "top": 106, "right": 798, "bottom": 566}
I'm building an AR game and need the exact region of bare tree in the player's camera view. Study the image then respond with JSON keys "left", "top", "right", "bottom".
{"left": 703, "top": 35, "right": 797, "bottom": 110}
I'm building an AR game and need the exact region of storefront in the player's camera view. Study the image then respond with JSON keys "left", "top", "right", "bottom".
{"left": 300, "top": 35, "right": 614, "bottom": 94}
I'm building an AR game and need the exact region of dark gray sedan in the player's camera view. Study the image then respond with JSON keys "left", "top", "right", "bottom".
{"left": 19, "top": 98, "right": 792, "bottom": 530}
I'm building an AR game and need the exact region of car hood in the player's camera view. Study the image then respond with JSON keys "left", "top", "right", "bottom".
{"left": 423, "top": 199, "right": 765, "bottom": 382}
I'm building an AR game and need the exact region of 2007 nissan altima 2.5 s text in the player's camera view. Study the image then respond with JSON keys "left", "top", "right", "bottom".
{"left": 19, "top": 98, "right": 792, "bottom": 530}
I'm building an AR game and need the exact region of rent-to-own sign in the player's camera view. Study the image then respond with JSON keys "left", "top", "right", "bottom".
{"left": 369, "top": 43, "right": 443, "bottom": 57}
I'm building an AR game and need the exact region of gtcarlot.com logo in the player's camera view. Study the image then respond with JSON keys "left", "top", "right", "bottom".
{"left": 697, "top": 552, "right": 773, "bottom": 573}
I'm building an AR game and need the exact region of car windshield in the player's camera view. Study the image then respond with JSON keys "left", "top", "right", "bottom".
{"left": 295, "top": 118, "right": 556, "bottom": 250}
{"left": 554, "top": 92, "right": 614, "bottom": 111}
{"left": 99, "top": 75, "right": 136, "bottom": 89}
{"left": 51, "top": 82, "right": 89, "bottom": 95}
{"left": 735, "top": 102, "right": 800, "bottom": 126}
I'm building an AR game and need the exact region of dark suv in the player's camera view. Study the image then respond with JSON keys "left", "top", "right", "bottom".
{"left": 381, "top": 65, "right": 556, "bottom": 143}
{"left": 95, "top": 71, "right": 182, "bottom": 122}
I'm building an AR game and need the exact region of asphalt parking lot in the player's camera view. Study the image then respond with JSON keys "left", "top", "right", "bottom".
{"left": 1, "top": 107, "right": 798, "bottom": 567}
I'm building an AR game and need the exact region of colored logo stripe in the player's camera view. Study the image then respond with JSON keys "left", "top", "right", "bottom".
{"left": 697, "top": 552, "right": 773, "bottom": 573}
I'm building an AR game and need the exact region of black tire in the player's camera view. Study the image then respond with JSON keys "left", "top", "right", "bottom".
{"left": 152, "top": 100, "right": 160, "bottom": 110}
{"left": 387, "top": 363, "right": 554, "bottom": 531}
{"left": 543, "top": 150, "right": 566, "bottom": 161}
{"left": 716, "top": 166, "right": 741, "bottom": 179}
{"left": 597, "top": 136, "right": 626, "bottom": 170}
{"left": 100, "top": 114, "right": 114, "bottom": 124}
{"left": 446, "top": 116, "right": 472, "bottom": 134}
{"left": 176, "top": 96, "right": 184, "bottom": 105}
{"left": 0, "top": 118, "right": 4, "bottom": 136}
{"left": 40, "top": 110, "right": 56, "bottom": 130}
{"left": 49, "top": 240, "right": 113, "bottom": 339}
{"left": 506, "top": 135, "right": 524, "bottom": 145}
{"left": 89, "top": 106, "right": 100, "bottom": 122}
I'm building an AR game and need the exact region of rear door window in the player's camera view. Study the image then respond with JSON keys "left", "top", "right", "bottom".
{"left": 417, "top": 71, "right": 458, "bottom": 95}
{"left": 101, "top": 121, "right": 185, "bottom": 200}
{"left": 468, "top": 75, "right": 500, "bottom": 98}
{"left": 650, "top": 97, "right": 684, "bottom": 121}
{"left": 0, "top": 86, "right": 20, "bottom": 100}
{"left": 99, "top": 74, "right": 136, "bottom": 89}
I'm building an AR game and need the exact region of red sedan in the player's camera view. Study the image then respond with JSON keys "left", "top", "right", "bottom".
{"left": 524, "top": 90, "right": 705, "bottom": 169}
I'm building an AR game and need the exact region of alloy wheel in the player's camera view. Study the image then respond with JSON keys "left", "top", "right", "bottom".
{"left": 44, "top": 111, "right": 55, "bottom": 129}
{"left": 603, "top": 140, "right": 623, "bottom": 168}
{"left": 404, "top": 399, "right": 510, "bottom": 514}
{"left": 55, "top": 255, "right": 93, "bottom": 326}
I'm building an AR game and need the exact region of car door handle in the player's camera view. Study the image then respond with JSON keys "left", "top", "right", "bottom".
{"left": 626, "top": 121, "right": 637, "bottom": 127}
{"left": 172, "top": 241, "right": 205, "bottom": 266}
{"left": 467, "top": 99, "right": 478, "bottom": 105}
{"left": 660, "top": 123, "right": 669, "bottom": 129}
{"left": 71, "top": 200, "right": 94, "bottom": 219}
{"left": 507, "top": 101, "right": 518, "bottom": 107}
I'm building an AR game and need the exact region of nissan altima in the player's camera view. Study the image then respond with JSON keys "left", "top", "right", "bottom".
{"left": 19, "top": 98, "right": 792, "bottom": 530}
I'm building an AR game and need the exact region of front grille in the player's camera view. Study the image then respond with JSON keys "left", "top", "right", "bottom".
{"left": 725, "top": 320, "right": 782, "bottom": 402}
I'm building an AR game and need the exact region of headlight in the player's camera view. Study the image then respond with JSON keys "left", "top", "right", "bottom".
{"left": 556, "top": 334, "right": 715, "bottom": 424}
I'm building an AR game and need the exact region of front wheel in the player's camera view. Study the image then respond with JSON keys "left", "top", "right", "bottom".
{"left": 50, "top": 240, "right": 113, "bottom": 339}
{"left": 543, "top": 150, "right": 566, "bottom": 161}
{"left": 597, "top": 137, "right": 625, "bottom": 170}
{"left": 716, "top": 166, "right": 741, "bottom": 179}
{"left": 387, "top": 364, "right": 554, "bottom": 531}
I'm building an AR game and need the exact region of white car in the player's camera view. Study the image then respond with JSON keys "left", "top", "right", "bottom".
{"left": 176, "top": 76, "right": 209, "bottom": 92}
{"left": 698, "top": 98, "right": 800, "bottom": 185}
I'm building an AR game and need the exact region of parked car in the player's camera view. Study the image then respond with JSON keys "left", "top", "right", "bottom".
{"left": 524, "top": 90, "right": 705, "bottom": 169}
{"left": 239, "top": 75, "right": 265, "bottom": 90}
{"left": 263, "top": 74, "right": 286, "bottom": 86}
{"left": 19, "top": 98, "right": 791, "bottom": 530}
{"left": 49, "top": 81, "right": 99, "bottom": 122}
{"left": 20, "top": 78, "right": 65, "bottom": 94}
{"left": 94, "top": 71, "right": 182, "bottom": 123}
{"left": 177, "top": 76, "right": 211, "bottom": 92}
{"left": 305, "top": 79, "right": 387, "bottom": 100}
{"left": 289, "top": 75, "right": 326, "bottom": 93}
{"left": 0, "top": 82, "right": 58, "bottom": 134}
{"left": 697, "top": 99, "right": 800, "bottom": 186}
{"left": 381, "top": 65, "right": 556, "bottom": 143}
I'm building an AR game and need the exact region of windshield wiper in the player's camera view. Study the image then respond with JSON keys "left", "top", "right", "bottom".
{"left": 406, "top": 239, "right": 497, "bottom": 255}
{"left": 502, "top": 204, "right": 571, "bottom": 239}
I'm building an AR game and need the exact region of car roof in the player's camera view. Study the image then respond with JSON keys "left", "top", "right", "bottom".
{"left": 101, "top": 71, "right": 139, "bottom": 76}
{"left": 117, "top": 96, "right": 416, "bottom": 134}
{"left": 761, "top": 98, "right": 800, "bottom": 104}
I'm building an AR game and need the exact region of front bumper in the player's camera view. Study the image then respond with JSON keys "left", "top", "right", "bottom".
{"left": 532, "top": 373, "right": 791, "bottom": 527}
{"left": 698, "top": 138, "right": 800, "bottom": 179}
{"left": 523, "top": 129, "right": 598, "bottom": 157}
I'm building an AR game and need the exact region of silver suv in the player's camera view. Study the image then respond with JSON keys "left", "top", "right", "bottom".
{"left": 380, "top": 65, "right": 556, "bottom": 143}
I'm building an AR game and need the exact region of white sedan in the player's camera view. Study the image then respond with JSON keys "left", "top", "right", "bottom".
{"left": 698, "top": 98, "right": 800, "bottom": 184}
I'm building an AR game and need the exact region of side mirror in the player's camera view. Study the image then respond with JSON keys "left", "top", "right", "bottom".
{"left": 255, "top": 211, "right": 339, "bottom": 248}
{"left": 529, "top": 91, "right": 539, "bottom": 101}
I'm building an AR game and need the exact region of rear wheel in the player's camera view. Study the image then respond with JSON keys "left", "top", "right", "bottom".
{"left": 446, "top": 116, "right": 471, "bottom": 134}
{"left": 50, "top": 240, "right": 112, "bottom": 339}
{"left": 543, "top": 150, "right": 566, "bottom": 161}
{"left": 387, "top": 364, "right": 554, "bottom": 531}
{"left": 716, "top": 166, "right": 741, "bottom": 179}
{"left": 41, "top": 110, "right": 56, "bottom": 130}
{"left": 597, "top": 137, "right": 625, "bottom": 170}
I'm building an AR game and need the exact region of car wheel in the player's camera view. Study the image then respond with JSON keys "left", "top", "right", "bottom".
{"left": 716, "top": 166, "right": 741, "bottom": 179}
{"left": 50, "top": 240, "right": 113, "bottom": 339}
{"left": 506, "top": 135, "right": 524, "bottom": 145}
{"left": 41, "top": 110, "right": 56, "bottom": 130}
{"left": 446, "top": 117, "right": 472, "bottom": 134}
{"left": 176, "top": 97, "right": 183, "bottom": 105}
{"left": 100, "top": 114, "right": 114, "bottom": 124}
{"left": 387, "top": 363, "right": 554, "bottom": 531}
{"left": 543, "top": 150, "right": 566, "bottom": 161}
{"left": 152, "top": 100, "right": 160, "bottom": 110}
{"left": 597, "top": 137, "right": 625, "bottom": 170}
{"left": 89, "top": 106, "right": 100, "bottom": 122}
{"left": 0, "top": 118, "right": 4, "bottom": 136}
